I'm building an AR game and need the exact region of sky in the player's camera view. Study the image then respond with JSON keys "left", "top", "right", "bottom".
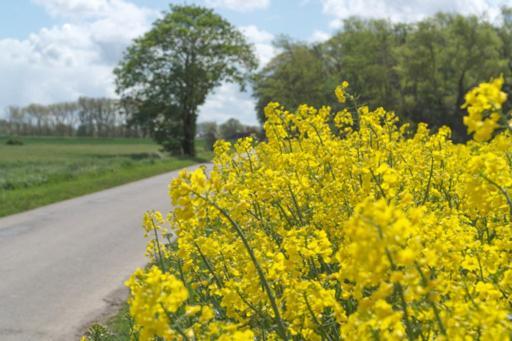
{"left": 0, "top": 0, "right": 508, "bottom": 125}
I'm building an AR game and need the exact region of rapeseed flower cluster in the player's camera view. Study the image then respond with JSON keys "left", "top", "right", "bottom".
{"left": 125, "top": 78, "right": 512, "bottom": 340}
{"left": 462, "top": 76, "right": 508, "bottom": 142}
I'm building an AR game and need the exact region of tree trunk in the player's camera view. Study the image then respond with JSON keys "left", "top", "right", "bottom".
{"left": 182, "top": 112, "right": 196, "bottom": 156}
{"left": 453, "top": 70, "right": 468, "bottom": 141}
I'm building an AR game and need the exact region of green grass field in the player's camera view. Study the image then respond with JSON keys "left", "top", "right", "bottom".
{"left": 0, "top": 136, "right": 211, "bottom": 217}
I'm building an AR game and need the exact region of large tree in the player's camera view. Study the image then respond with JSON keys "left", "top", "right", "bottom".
{"left": 253, "top": 11, "right": 511, "bottom": 140}
{"left": 252, "top": 37, "right": 333, "bottom": 123}
{"left": 114, "top": 5, "right": 257, "bottom": 156}
{"left": 325, "top": 18, "right": 402, "bottom": 111}
{"left": 396, "top": 13, "right": 506, "bottom": 139}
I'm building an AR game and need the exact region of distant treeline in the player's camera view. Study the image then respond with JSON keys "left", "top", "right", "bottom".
{"left": 0, "top": 97, "right": 147, "bottom": 138}
{"left": 253, "top": 9, "right": 512, "bottom": 140}
{"left": 197, "top": 118, "right": 262, "bottom": 150}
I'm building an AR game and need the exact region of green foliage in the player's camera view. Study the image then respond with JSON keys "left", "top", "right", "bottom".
{"left": 115, "top": 5, "right": 257, "bottom": 156}
{"left": 197, "top": 121, "right": 219, "bottom": 151}
{"left": 253, "top": 37, "right": 334, "bottom": 123}
{"left": 83, "top": 304, "right": 134, "bottom": 341}
{"left": 395, "top": 13, "right": 507, "bottom": 138}
{"left": 5, "top": 137, "right": 23, "bottom": 145}
{"left": 219, "top": 118, "right": 245, "bottom": 139}
{"left": 327, "top": 18, "right": 403, "bottom": 111}
{"left": 252, "top": 10, "right": 512, "bottom": 140}
{"left": 84, "top": 324, "right": 112, "bottom": 341}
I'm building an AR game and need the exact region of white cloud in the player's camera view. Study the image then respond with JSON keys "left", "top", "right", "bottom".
{"left": 0, "top": 0, "right": 154, "bottom": 111}
{"left": 240, "top": 25, "right": 276, "bottom": 66}
{"left": 322, "top": 0, "right": 505, "bottom": 26}
{"left": 310, "top": 30, "right": 331, "bottom": 43}
{"left": 205, "top": 0, "right": 270, "bottom": 12}
{"left": 198, "top": 83, "right": 258, "bottom": 125}
{"left": 240, "top": 25, "right": 273, "bottom": 43}
{"left": 33, "top": 0, "right": 110, "bottom": 17}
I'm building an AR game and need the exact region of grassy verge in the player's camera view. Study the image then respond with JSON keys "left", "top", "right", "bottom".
{"left": 0, "top": 157, "right": 201, "bottom": 217}
{"left": 0, "top": 136, "right": 212, "bottom": 217}
{"left": 84, "top": 304, "right": 133, "bottom": 341}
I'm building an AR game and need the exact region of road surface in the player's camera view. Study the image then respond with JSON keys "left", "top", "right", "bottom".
{"left": 0, "top": 164, "right": 207, "bottom": 341}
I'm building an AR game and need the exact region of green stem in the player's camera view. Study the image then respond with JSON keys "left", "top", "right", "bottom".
{"left": 195, "top": 193, "right": 289, "bottom": 340}
{"left": 304, "top": 293, "right": 333, "bottom": 341}
{"left": 151, "top": 218, "right": 166, "bottom": 272}
{"left": 287, "top": 184, "right": 305, "bottom": 226}
{"left": 394, "top": 282, "right": 415, "bottom": 341}
{"left": 369, "top": 168, "right": 387, "bottom": 200}
{"left": 480, "top": 174, "right": 512, "bottom": 220}
{"left": 421, "top": 156, "right": 434, "bottom": 205}
{"left": 194, "top": 241, "right": 223, "bottom": 289}
{"left": 415, "top": 262, "right": 446, "bottom": 336}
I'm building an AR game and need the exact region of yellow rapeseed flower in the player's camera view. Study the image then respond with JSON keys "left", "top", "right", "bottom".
{"left": 126, "top": 77, "right": 512, "bottom": 340}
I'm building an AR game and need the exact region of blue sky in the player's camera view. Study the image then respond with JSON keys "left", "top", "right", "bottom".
{"left": 0, "top": 0, "right": 508, "bottom": 125}
{"left": 0, "top": 1, "right": 331, "bottom": 41}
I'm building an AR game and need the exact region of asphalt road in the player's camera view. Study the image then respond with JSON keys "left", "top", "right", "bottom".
{"left": 0, "top": 164, "right": 206, "bottom": 341}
